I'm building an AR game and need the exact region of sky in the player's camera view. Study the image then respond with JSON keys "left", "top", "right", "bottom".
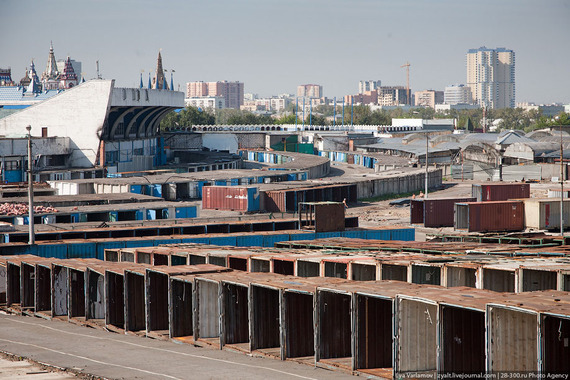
{"left": 2, "top": 0, "right": 569, "bottom": 104}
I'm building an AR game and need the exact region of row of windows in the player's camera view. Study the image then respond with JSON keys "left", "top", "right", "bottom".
{"left": 2, "top": 160, "right": 20, "bottom": 170}
{"left": 105, "top": 146, "right": 157, "bottom": 164}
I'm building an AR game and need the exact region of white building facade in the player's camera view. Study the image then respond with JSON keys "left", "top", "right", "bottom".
{"left": 444, "top": 84, "right": 473, "bottom": 105}
{"left": 185, "top": 96, "right": 225, "bottom": 109}
{"left": 359, "top": 80, "right": 381, "bottom": 94}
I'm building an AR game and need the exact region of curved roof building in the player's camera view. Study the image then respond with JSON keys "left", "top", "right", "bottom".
{"left": 0, "top": 79, "right": 184, "bottom": 170}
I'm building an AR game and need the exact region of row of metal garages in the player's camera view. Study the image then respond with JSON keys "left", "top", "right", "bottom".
{"left": 238, "top": 150, "right": 330, "bottom": 179}
{"left": 317, "top": 150, "right": 403, "bottom": 171}
{"left": 104, "top": 243, "right": 570, "bottom": 293}
{"left": 2, "top": 255, "right": 569, "bottom": 375}
{"left": 48, "top": 171, "right": 309, "bottom": 200}
{"left": 319, "top": 150, "right": 378, "bottom": 168}
{"left": 0, "top": 202, "right": 198, "bottom": 226}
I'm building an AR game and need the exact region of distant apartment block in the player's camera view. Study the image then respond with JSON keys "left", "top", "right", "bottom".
{"left": 414, "top": 90, "right": 444, "bottom": 108}
{"left": 270, "top": 97, "right": 290, "bottom": 112}
{"left": 297, "top": 84, "right": 322, "bottom": 98}
{"left": 186, "top": 81, "right": 244, "bottom": 109}
{"left": 444, "top": 84, "right": 473, "bottom": 105}
{"left": 359, "top": 80, "right": 381, "bottom": 94}
{"left": 466, "top": 47, "right": 515, "bottom": 108}
{"left": 377, "top": 86, "right": 409, "bottom": 106}
{"left": 344, "top": 90, "right": 378, "bottom": 105}
{"left": 185, "top": 96, "right": 225, "bottom": 110}
{"left": 345, "top": 86, "right": 409, "bottom": 106}
{"left": 240, "top": 97, "right": 290, "bottom": 112}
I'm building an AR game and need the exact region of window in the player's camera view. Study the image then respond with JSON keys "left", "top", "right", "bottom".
{"left": 4, "top": 160, "right": 20, "bottom": 170}
{"left": 115, "top": 122, "right": 125, "bottom": 136}
{"left": 133, "top": 148, "right": 144, "bottom": 156}
{"left": 105, "top": 151, "right": 119, "bottom": 164}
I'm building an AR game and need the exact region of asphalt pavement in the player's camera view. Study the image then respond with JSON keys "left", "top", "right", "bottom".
{"left": 0, "top": 312, "right": 354, "bottom": 380}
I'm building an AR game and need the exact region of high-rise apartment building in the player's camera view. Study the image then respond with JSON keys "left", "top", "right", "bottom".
{"left": 297, "top": 84, "right": 322, "bottom": 98}
{"left": 359, "top": 80, "right": 381, "bottom": 94}
{"left": 414, "top": 90, "right": 444, "bottom": 108}
{"left": 444, "top": 84, "right": 472, "bottom": 105}
{"left": 466, "top": 47, "right": 515, "bottom": 109}
{"left": 186, "top": 81, "right": 244, "bottom": 109}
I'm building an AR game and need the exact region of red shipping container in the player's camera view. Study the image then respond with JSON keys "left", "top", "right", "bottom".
{"left": 202, "top": 186, "right": 259, "bottom": 212}
{"left": 472, "top": 183, "right": 530, "bottom": 202}
{"left": 411, "top": 197, "right": 476, "bottom": 227}
{"left": 455, "top": 201, "right": 524, "bottom": 232}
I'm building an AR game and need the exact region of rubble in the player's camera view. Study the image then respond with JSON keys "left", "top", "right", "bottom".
{"left": 0, "top": 203, "right": 58, "bottom": 216}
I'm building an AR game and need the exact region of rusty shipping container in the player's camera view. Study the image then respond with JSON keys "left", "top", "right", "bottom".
{"left": 202, "top": 186, "right": 259, "bottom": 212}
{"left": 410, "top": 197, "right": 475, "bottom": 227}
{"left": 472, "top": 183, "right": 530, "bottom": 202}
{"left": 262, "top": 184, "right": 358, "bottom": 213}
{"left": 454, "top": 201, "right": 524, "bottom": 232}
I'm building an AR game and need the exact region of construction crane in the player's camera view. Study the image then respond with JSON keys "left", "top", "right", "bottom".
{"left": 400, "top": 61, "right": 411, "bottom": 105}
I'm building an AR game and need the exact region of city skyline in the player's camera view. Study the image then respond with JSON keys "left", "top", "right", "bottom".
{"left": 1, "top": 0, "right": 569, "bottom": 104}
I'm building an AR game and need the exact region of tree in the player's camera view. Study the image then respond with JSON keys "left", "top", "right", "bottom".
{"left": 274, "top": 113, "right": 300, "bottom": 124}
{"left": 215, "top": 109, "right": 274, "bottom": 125}
{"left": 159, "top": 106, "right": 215, "bottom": 130}
{"left": 404, "top": 107, "right": 435, "bottom": 119}
{"left": 309, "top": 114, "right": 327, "bottom": 126}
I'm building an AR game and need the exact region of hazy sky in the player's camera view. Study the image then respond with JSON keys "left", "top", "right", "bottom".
{"left": 2, "top": 0, "right": 569, "bottom": 104}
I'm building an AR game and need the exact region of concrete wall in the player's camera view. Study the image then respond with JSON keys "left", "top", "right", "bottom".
{"left": 356, "top": 168, "right": 442, "bottom": 199}
{"left": 320, "top": 136, "right": 349, "bottom": 151}
{"left": 111, "top": 87, "right": 184, "bottom": 107}
{"left": 0, "top": 137, "right": 70, "bottom": 156}
{"left": 0, "top": 80, "right": 114, "bottom": 167}
{"left": 541, "top": 164, "right": 567, "bottom": 180}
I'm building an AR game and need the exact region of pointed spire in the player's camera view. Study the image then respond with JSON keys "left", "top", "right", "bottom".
{"left": 153, "top": 50, "right": 168, "bottom": 90}
{"left": 41, "top": 42, "right": 59, "bottom": 81}
{"left": 27, "top": 60, "right": 42, "bottom": 94}
{"left": 140, "top": 72, "right": 143, "bottom": 88}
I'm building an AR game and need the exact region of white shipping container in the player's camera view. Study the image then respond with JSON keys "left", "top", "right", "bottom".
{"left": 547, "top": 189, "right": 570, "bottom": 198}
{"left": 523, "top": 198, "right": 570, "bottom": 230}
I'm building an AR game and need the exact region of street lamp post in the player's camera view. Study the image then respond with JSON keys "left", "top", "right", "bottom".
{"left": 27, "top": 125, "right": 35, "bottom": 245}
{"left": 558, "top": 117, "right": 564, "bottom": 236}
{"left": 425, "top": 133, "right": 429, "bottom": 199}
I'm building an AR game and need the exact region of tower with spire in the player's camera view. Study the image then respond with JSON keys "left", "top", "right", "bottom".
{"left": 59, "top": 56, "right": 78, "bottom": 89}
{"left": 152, "top": 50, "right": 168, "bottom": 90}
{"left": 27, "top": 60, "right": 42, "bottom": 94}
{"left": 41, "top": 42, "right": 60, "bottom": 90}
{"left": 19, "top": 67, "right": 31, "bottom": 87}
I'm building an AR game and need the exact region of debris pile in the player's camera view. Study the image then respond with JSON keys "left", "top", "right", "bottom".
{"left": 0, "top": 203, "right": 58, "bottom": 216}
